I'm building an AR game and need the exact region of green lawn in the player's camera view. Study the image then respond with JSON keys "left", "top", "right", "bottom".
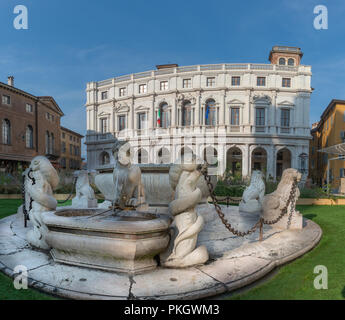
{"left": 0, "top": 199, "right": 72, "bottom": 300}
{"left": 230, "top": 205, "right": 345, "bottom": 300}
{"left": 0, "top": 201, "right": 344, "bottom": 300}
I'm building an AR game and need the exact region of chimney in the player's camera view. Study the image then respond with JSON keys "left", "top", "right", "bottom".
{"left": 7, "top": 76, "right": 14, "bottom": 87}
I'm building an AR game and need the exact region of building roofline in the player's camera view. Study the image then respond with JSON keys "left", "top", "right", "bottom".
{"left": 0, "top": 81, "right": 65, "bottom": 116}
{"left": 315, "top": 99, "right": 345, "bottom": 131}
{"left": 61, "top": 126, "right": 84, "bottom": 138}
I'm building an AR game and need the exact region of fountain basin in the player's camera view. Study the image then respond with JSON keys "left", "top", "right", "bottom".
{"left": 42, "top": 208, "right": 172, "bottom": 274}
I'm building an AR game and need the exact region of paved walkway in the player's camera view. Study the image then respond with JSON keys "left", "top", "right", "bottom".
{"left": 0, "top": 206, "right": 322, "bottom": 300}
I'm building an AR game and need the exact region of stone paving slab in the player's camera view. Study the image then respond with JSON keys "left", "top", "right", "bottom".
{"left": 0, "top": 207, "right": 322, "bottom": 300}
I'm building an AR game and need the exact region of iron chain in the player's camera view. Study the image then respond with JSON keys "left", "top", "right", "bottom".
{"left": 202, "top": 171, "right": 298, "bottom": 239}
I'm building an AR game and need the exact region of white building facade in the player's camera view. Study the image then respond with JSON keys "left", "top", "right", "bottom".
{"left": 85, "top": 46, "right": 312, "bottom": 180}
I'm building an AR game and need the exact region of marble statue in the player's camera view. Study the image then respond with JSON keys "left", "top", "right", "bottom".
{"left": 163, "top": 156, "right": 209, "bottom": 268}
{"left": 262, "top": 168, "right": 303, "bottom": 230}
{"left": 112, "top": 140, "right": 146, "bottom": 210}
{"left": 239, "top": 170, "right": 265, "bottom": 213}
{"left": 71, "top": 170, "right": 97, "bottom": 208}
{"left": 25, "top": 156, "right": 59, "bottom": 249}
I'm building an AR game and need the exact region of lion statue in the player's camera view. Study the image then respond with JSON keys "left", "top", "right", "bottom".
{"left": 112, "top": 140, "right": 146, "bottom": 210}
{"left": 71, "top": 170, "right": 97, "bottom": 208}
{"left": 239, "top": 170, "right": 265, "bottom": 213}
{"left": 162, "top": 155, "right": 209, "bottom": 268}
{"left": 25, "top": 156, "right": 59, "bottom": 249}
{"left": 262, "top": 168, "right": 303, "bottom": 230}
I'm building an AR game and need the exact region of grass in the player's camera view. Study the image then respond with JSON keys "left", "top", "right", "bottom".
{"left": 0, "top": 199, "right": 73, "bottom": 300}
{"left": 230, "top": 205, "right": 345, "bottom": 300}
{"left": 0, "top": 200, "right": 344, "bottom": 300}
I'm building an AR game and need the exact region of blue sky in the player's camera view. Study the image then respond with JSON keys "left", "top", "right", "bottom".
{"left": 1, "top": 0, "right": 345, "bottom": 156}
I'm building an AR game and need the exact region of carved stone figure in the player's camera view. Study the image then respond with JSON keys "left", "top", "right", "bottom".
{"left": 112, "top": 140, "right": 146, "bottom": 210}
{"left": 25, "top": 156, "right": 59, "bottom": 249}
{"left": 71, "top": 170, "right": 97, "bottom": 208}
{"left": 239, "top": 170, "right": 265, "bottom": 213}
{"left": 262, "top": 168, "right": 302, "bottom": 230}
{"left": 163, "top": 156, "right": 209, "bottom": 268}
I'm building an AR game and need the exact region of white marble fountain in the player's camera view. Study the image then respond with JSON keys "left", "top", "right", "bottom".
{"left": 0, "top": 141, "right": 322, "bottom": 299}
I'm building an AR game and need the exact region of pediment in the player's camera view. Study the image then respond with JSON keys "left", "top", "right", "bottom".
{"left": 277, "top": 100, "right": 295, "bottom": 107}
{"left": 227, "top": 99, "right": 245, "bottom": 105}
{"left": 135, "top": 105, "right": 150, "bottom": 111}
{"left": 98, "top": 111, "right": 111, "bottom": 117}
{"left": 115, "top": 104, "right": 130, "bottom": 113}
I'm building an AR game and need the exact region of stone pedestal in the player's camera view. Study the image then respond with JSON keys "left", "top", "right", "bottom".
{"left": 269, "top": 211, "right": 303, "bottom": 230}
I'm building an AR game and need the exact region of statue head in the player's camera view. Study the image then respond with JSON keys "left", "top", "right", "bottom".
{"left": 281, "top": 168, "right": 302, "bottom": 184}
{"left": 29, "top": 156, "right": 59, "bottom": 190}
{"left": 250, "top": 170, "right": 264, "bottom": 184}
{"left": 112, "top": 140, "right": 131, "bottom": 166}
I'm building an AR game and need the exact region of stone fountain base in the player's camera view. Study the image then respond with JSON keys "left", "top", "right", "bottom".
{"left": 0, "top": 205, "right": 322, "bottom": 300}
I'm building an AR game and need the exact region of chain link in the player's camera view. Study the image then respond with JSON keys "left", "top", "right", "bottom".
{"left": 202, "top": 171, "right": 298, "bottom": 239}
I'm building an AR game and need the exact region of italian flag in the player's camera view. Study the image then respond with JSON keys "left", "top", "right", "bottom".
{"left": 157, "top": 109, "right": 161, "bottom": 126}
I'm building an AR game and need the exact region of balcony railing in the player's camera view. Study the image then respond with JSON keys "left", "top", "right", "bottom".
{"left": 96, "top": 63, "right": 308, "bottom": 87}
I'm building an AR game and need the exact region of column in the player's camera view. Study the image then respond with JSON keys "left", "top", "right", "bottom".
{"left": 242, "top": 144, "right": 249, "bottom": 178}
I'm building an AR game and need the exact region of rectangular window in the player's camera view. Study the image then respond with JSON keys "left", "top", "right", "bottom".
{"left": 61, "top": 142, "right": 66, "bottom": 153}
{"left": 206, "top": 77, "right": 216, "bottom": 87}
{"left": 231, "top": 108, "right": 240, "bottom": 125}
{"left": 257, "top": 77, "right": 266, "bottom": 86}
{"left": 119, "top": 87, "right": 126, "bottom": 97}
{"left": 341, "top": 131, "right": 345, "bottom": 142}
{"left": 46, "top": 112, "right": 50, "bottom": 120}
{"left": 282, "top": 78, "right": 291, "bottom": 88}
{"left": 343, "top": 111, "right": 345, "bottom": 121}
{"left": 138, "top": 113, "right": 146, "bottom": 129}
{"left": 255, "top": 108, "right": 265, "bottom": 126}
{"left": 340, "top": 168, "right": 344, "bottom": 178}
{"left": 69, "top": 144, "right": 73, "bottom": 154}
{"left": 26, "top": 103, "right": 33, "bottom": 113}
{"left": 2, "top": 95, "right": 11, "bottom": 105}
{"left": 100, "top": 118, "right": 108, "bottom": 134}
{"left": 160, "top": 81, "right": 168, "bottom": 91}
{"left": 231, "top": 76, "right": 240, "bottom": 86}
{"left": 281, "top": 109, "right": 290, "bottom": 127}
{"left": 101, "top": 91, "right": 108, "bottom": 100}
{"left": 183, "top": 78, "right": 192, "bottom": 88}
{"left": 62, "top": 132, "right": 65, "bottom": 139}
{"left": 118, "top": 115, "right": 126, "bottom": 131}
{"left": 139, "top": 84, "right": 147, "bottom": 94}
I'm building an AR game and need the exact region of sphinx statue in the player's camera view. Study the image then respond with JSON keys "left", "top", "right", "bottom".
{"left": 25, "top": 156, "right": 59, "bottom": 249}
{"left": 239, "top": 170, "right": 265, "bottom": 213}
{"left": 71, "top": 170, "right": 97, "bottom": 208}
{"left": 112, "top": 140, "right": 146, "bottom": 210}
{"left": 262, "top": 168, "right": 302, "bottom": 229}
{"left": 163, "top": 156, "right": 209, "bottom": 268}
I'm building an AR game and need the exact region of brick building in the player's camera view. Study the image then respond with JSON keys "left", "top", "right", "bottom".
{"left": 0, "top": 76, "right": 76, "bottom": 173}
{"left": 60, "top": 126, "right": 83, "bottom": 170}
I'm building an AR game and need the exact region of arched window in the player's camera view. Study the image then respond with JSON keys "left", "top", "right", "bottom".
{"left": 100, "top": 151, "right": 110, "bottom": 165}
{"left": 203, "top": 146, "right": 218, "bottom": 166}
{"left": 158, "top": 103, "right": 170, "bottom": 128}
{"left": 279, "top": 58, "right": 286, "bottom": 65}
{"left": 158, "top": 147, "right": 170, "bottom": 164}
{"left": 26, "top": 125, "right": 33, "bottom": 148}
{"left": 288, "top": 58, "right": 295, "bottom": 66}
{"left": 2, "top": 119, "right": 11, "bottom": 145}
{"left": 182, "top": 100, "right": 192, "bottom": 126}
{"left": 205, "top": 99, "right": 217, "bottom": 126}
{"left": 137, "top": 148, "right": 148, "bottom": 164}
{"left": 45, "top": 131, "right": 50, "bottom": 154}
